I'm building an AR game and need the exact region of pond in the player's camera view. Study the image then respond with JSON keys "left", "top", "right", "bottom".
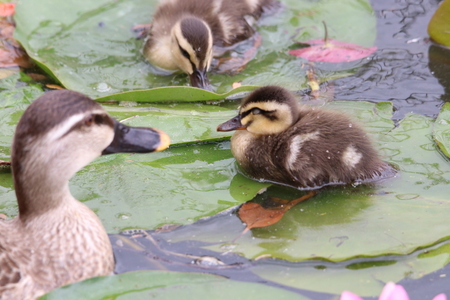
{"left": 1, "top": 0, "right": 450, "bottom": 299}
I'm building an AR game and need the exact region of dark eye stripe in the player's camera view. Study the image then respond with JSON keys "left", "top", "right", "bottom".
{"left": 175, "top": 36, "right": 191, "bottom": 60}
{"left": 241, "top": 108, "right": 275, "bottom": 119}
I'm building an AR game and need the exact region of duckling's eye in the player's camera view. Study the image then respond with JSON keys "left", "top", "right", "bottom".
{"left": 252, "top": 108, "right": 262, "bottom": 115}
{"left": 179, "top": 45, "right": 190, "bottom": 60}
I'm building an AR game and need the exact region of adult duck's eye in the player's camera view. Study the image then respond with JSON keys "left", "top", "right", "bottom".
{"left": 252, "top": 108, "right": 261, "bottom": 115}
{"left": 85, "top": 116, "right": 93, "bottom": 126}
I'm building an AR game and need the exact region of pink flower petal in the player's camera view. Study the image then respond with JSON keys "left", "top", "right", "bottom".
{"left": 379, "top": 282, "right": 409, "bottom": 300}
{"left": 0, "top": 3, "right": 15, "bottom": 17}
{"left": 340, "top": 291, "right": 364, "bottom": 300}
{"left": 288, "top": 38, "right": 377, "bottom": 63}
{"left": 432, "top": 294, "right": 447, "bottom": 300}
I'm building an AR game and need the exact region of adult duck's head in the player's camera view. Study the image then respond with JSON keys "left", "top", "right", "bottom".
{"left": 11, "top": 89, "right": 170, "bottom": 218}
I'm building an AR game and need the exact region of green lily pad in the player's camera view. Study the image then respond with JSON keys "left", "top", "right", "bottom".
{"left": 96, "top": 85, "right": 259, "bottom": 103}
{"left": 0, "top": 73, "right": 43, "bottom": 160}
{"left": 105, "top": 104, "right": 235, "bottom": 146}
{"left": 428, "top": 0, "right": 450, "bottom": 47}
{"left": 434, "top": 102, "right": 450, "bottom": 158}
{"left": 41, "top": 270, "right": 308, "bottom": 300}
{"left": 253, "top": 239, "right": 450, "bottom": 297}
{"left": 139, "top": 111, "right": 450, "bottom": 265}
{"left": 14, "top": 0, "right": 376, "bottom": 99}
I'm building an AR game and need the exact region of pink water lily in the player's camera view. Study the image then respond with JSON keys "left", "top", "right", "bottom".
{"left": 340, "top": 282, "right": 447, "bottom": 300}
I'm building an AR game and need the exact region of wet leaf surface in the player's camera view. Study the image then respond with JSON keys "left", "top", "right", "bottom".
{"left": 41, "top": 270, "right": 309, "bottom": 300}
{"left": 13, "top": 0, "right": 376, "bottom": 98}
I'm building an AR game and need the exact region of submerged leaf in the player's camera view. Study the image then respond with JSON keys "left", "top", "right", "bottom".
{"left": 288, "top": 39, "right": 377, "bottom": 62}
{"left": 238, "top": 191, "right": 317, "bottom": 233}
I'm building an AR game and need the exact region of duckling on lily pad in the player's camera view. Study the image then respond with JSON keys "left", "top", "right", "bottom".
{"left": 0, "top": 90, "right": 170, "bottom": 299}
{"left": 143, "top": 0, "right": 275, "bottom": 90}
{"left": 217, "top": 86, "right": 393, "bottom": 189}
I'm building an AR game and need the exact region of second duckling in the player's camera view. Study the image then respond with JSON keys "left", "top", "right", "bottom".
{"left": 217, "top": 86, "right": 391, "bottom": 188}
{"left": 143, "top": 0, "right": 274, "bottom": 90}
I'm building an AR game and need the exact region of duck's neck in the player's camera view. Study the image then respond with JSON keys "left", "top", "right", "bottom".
{"left": 13, "top": 159, "right": 75, "bottom": 220}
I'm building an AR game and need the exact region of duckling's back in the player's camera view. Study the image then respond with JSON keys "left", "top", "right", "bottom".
{"left": 150, "top": 0, "right": 275, "bottom": 46}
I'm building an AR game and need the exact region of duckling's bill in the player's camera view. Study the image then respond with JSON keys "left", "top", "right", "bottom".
{"left": 102, "top": 119, "right": 170, "bottom": 155}
{"left": 190, "top": 67, "right": 213, "bottom": 91}
{"left": 217, "top": 115, "right": 247, "bottom": 131}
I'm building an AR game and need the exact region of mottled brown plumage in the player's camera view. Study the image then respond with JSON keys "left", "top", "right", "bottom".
{"left": 0, "top": 90, "right": 170, "bottom": 299}
{"left": 217, "top": 86, "right": 390, "bottom": 188}
{"left": 143, "top": 0, "right": 275, "bottom": 89}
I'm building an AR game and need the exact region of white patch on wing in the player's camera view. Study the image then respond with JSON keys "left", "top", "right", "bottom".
{"left": 342, "top": 145, "right": 363, "bottom": 168}
{"left": 246, "top": 0, "right": 260, "bottom": 11}
{"left": 212, "top": 0, "right": 222, "bottom": 15}
{"left": 285, "top": 131, "right": 319, "bottom": 169}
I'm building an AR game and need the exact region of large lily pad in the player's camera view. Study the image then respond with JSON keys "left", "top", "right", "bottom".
{"left": 434, "top": 102, "right": 450, "bottom": 158}
{"left": 41, "top": 271, "right": 308, "bottom": 300}
{"left": 13, "top": 0, "right": 376, "bottom": 99}
{"left": 128, "top": 111, "right": 450, "bottom": 264}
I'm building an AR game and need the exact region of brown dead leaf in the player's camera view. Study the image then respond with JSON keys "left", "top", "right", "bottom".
{"left": 239, "top": 202, "right": 286, "bottom": 231}
{"left": 26, "top": 73, "right": 48, "bottom": 82}
{"left": 235, "top": 191, "right": 317, "bottom": 239}
{"left": 45, "top": 84, "right": 64, "bottom": 90}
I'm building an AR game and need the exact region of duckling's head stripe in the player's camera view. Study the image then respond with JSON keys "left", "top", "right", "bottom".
{"left": 180, "top": 17, "right": 211, "bottom": 65}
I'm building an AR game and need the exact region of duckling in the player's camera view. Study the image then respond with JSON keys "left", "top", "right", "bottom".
{"left": 0, "top": 89, "right": 170, "bottom": 300}
{"left": 143, "top": 0, "right": 275, "bottom": 90}
{"left": 217, "top": 86, "right": 390, "bottom": 188}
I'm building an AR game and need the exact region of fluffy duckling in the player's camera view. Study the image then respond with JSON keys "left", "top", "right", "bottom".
{"left": 0, "top": 90, "right": 170, "bottom": 299}
{"left": 217, "top": 86, "right": 389, "bottom": 188}
{"left": 143, "top": 0, "right": 274, "bottom": 90}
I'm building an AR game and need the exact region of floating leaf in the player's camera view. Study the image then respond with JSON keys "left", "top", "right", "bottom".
{"left": 288, "top": 39, "right": 377, "bottom": 62}
{"left": 433, "top": 102, "right": 450, "bottom": 158}
{"left": 41, "top": 271, "right": 308, "bottom": 300}
{"left": 95, "top": 85, "right": 259, "bottom": 103}
{"left": 428, "top": 0, "right": 450, "bottom": 47}
{"left": 238, "top": 191, "right": 316, "bottom": 235}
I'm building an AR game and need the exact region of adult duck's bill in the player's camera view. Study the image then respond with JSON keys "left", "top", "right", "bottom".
{"left": 217, "top": 115, "right": 247, "bottom": 131}
{"left": 102, "top": 119, "right": 170, "bottom": 155}
{"left": 189, "top": 68, "right": 213, "bottom": 91}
